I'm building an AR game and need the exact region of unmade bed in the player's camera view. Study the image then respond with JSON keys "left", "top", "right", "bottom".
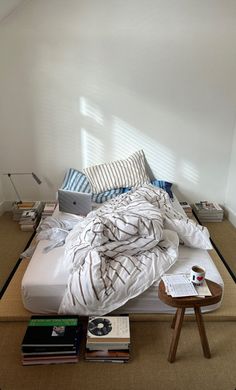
{"left": 21, "top": 190, "right": 224, "bottom": 316}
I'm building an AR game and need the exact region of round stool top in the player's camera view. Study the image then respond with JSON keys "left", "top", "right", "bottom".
{"left": 158, "top": 279, "right": 223, "bottom": 308}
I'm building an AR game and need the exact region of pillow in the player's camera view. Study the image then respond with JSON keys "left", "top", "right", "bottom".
{"left": 151, "top": 179, "right": 173, "bottom": 199}
{"left": 61, "top": 168, "right": 124, "bottom": 203}
{"left": 83, "top": 150, "right": 150, "bottom": 193}
{"left": 61, "top": 168, "right": 90, "bottom": 193}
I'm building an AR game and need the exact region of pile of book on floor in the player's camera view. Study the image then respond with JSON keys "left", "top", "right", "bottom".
{"left": 179, "top": 201, "right": 193, "bottom": 218}
{"left": 19, "top": 209, "right": 40, "bottom": 231}
{"left": 192, "top": 201, "right": 224, "bottom": 223}
{"left": 12, "top": 201, "right": 35, "bottom": 221}
{"left": 12, "top": 201, "right": 44, "bottom": 231}
{"left": 85, "top": 316, "right": 130, "bottom": 363}
{"left": 21, "top": 315, "right": 82, "bottom": 365}
{"left": 41, "top": 202, "right": 57, "bottom": 219}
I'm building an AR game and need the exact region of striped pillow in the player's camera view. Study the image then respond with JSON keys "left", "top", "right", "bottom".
{"left": 61, "top": 168, "right": 124, "bottom": 203}
{"left": 61, "top": 168, "right": 90, "bottom": 193}
{"left": 83, "top": 150, "right": 150, "bottom": 193}
{"left": 151, "top": 180, "right": 173, "bottom": 199}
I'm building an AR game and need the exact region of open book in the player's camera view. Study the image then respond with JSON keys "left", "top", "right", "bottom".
{"left": 162, "top": 274, "right": 212, "bottom": 298}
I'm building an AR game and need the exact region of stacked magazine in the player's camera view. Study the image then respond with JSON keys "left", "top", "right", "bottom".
{"left": 85, "top": 316, "right": 130, "bottom": 363}
{"left": 179, "top": 201, "right": 193, "bottom": 218}
{"left": 13, "top": 201, "right": 44, "bottom": 231}
{"left": 192, "top": 201, "right": 224, "bottom": 222}
{"left": 21, "top": 316, "right": 82, "bottom": 365}
{"left": 41, "top": 202, "right": 57, "bottom": 219}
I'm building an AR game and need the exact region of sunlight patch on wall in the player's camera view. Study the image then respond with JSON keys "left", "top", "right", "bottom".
{"left": 112, "top": 116, "right": 176, "bottom": 180}
{"left": 181, "top": 161, "right": 199, "bottom": 184}
{"left": 80, "top": 97, "right": 104, "bottom": 125}
{"left": 79, "top": 98, "right": 177, "bottom": 180}
{"left": 81, "top": 128, "right": 104, "bottom": 168}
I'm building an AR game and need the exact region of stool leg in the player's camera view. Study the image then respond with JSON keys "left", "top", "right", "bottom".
{"left": 168, "top": 308, "right": 185, "bottom": 363}
{"left": 194, "top": 306, "right": 211, "bottom": 359}
{"left": 171, "top": 311, "right": 177, "bottom": 329}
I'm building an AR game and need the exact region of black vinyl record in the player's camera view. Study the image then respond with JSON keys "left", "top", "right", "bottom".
{"left": 88, "top": 318, "right": 112, "bottom": 336}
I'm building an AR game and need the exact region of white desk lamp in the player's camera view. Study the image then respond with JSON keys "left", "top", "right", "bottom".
{"left": 3, "top": 172, "right": 42, "bottom": 204}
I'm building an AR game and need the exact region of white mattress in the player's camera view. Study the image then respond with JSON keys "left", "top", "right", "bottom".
{"left": 21, "top": 196, "right": 224, "bottom": 315}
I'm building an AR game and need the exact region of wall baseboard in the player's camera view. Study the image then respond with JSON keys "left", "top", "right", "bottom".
{"left": 224, "top": 206, "right": 236, "bottom": 228}
{"left": 0, "top": 201, "right": 13, "bottom": 216}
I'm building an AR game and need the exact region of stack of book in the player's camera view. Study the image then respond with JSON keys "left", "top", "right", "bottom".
{"left": 19, "top": 210, "right": 40, "bottom": 231}
{"left": 21, "top": 316, "right": 82, "bottom": 365}
{"left": 41, "top": 202, "right": 57, "bottom": 219}
{"left": 17, "top": 201, "right": 44, "bottom": 231}
{"left": 12, "top": 202, "right": 35, "bottom": 222}
{"left": 179, "top": 201, "right": 193, "bottom": 218}
{"left": 85, "top": 316, "right": 130, "bottom": 363}
{"left": 192, "top": 201, "right": 224, "bottom": 222}
{"left": 12, "top": 201, "right": 43, "bottom": 222}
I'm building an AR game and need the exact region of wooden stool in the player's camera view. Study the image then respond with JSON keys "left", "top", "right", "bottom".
{"left": 158, "top": 279, "right": 222, "bottom": 363}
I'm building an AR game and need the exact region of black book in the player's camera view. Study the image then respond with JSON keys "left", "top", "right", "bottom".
{"left": 22, "top": 351, "right": 78, "bottom": 359}
{"left": 22, "top": 346, "right": 77, "bottom": 354}
{"left": 21, "top": 315, "right": 80, "bottom": 348}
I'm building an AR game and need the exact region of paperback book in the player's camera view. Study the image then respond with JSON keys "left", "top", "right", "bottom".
{"left": 85, "top": 348, "right": 130, "bottom": 363}
{"left": 192, "top": 201, "right": 224, "bottom": 222}
{"left": 86, "top": 316, "right": 130, "bottom": 355}
{"left": 22, "top": 355, "right": 79, "bottom": 366}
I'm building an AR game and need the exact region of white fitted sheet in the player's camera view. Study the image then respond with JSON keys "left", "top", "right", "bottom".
{"left": 21, "top": 195, "right": 224, "bottom": 315}
{"left": 21, "top": 243, "right": 223, "bottom": 315}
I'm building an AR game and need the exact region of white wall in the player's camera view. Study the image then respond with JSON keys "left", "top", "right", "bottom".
{"left": 0, "top": 179, "right": 3, "bottom": 202}
{"left": 0, "top": 1, "right": 236, "bottom": 211}
{"left": 0, "top": 0, "right": 25, "bottom": 22}
{"left": 225, "top": 123, "right": 236, "bottom": 225}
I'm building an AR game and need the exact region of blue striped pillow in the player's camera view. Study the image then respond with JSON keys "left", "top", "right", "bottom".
{"left": 61, "top": 168, "right": 124, "bottom": 203}
{"left": 151, "top": 179, "right": 173, "bottom": 199}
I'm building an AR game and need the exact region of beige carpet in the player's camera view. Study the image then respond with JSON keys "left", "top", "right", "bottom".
{"left": 0, "top": 248, "right": 235, "bottom": 322}
{"left": 204, "top": 219, "right": 236, "bottom": 278}
{"left": 0, "top": 212, "right": 32, "bottom": 293}
{"left": 0, "top": 320, "right": 235, "bottom": 390}
{"left": 0, "top": 217, "right": 236, "bottom": 390}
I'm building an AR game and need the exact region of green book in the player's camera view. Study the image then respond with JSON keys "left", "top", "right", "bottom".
{"left": 21, "top": 315, "right": 80, "bottom": 348}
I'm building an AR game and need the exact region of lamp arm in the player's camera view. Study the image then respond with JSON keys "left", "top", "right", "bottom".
{"left": 3, "top": 172, "right": 41, "bottom": 204}
{"left": 7, "top": 174, "right": 22, "bottom": 203}
{"left": 31, "top": 172, "right": 42, "bottom": 184}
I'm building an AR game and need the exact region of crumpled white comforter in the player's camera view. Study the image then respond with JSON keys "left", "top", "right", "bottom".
{"left": 58, "top": 184, "right": 212, "bottom": 316}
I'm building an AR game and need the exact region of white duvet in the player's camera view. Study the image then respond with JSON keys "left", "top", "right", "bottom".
{"left": 58, "top": 185, "right": 212, "bottom": 316}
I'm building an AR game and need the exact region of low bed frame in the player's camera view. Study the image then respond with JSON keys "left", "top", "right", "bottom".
{"left": 21, "top": 196, "right": 224, "bottom": 315}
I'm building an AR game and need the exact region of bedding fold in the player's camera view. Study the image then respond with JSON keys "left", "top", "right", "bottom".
{"left": 58, "top": 184, "right": 212, "bottom": 315}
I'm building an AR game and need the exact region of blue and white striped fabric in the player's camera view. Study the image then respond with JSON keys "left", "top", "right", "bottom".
{"left": 151, "top": 179, "right": 173, "bottom": 199}
{"left": 61, "top": 168, "right": 173, "bottom": 204}
{"left": 61, "top": 168, "right": 125, "bottom": 203}
{"left": 61, "top": 168, "right": 90, "bottom": 193}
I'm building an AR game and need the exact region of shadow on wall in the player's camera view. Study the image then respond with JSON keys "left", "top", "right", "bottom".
{"left": 79, "top": 96, "right": 200, "bottom": 194}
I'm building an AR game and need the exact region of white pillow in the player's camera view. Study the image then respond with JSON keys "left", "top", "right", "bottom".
{"left": 83, "top": 150, "right": 150, "bottom": 193}
{"left": 164, "top": 206, "right": 212, "bottom": 250}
